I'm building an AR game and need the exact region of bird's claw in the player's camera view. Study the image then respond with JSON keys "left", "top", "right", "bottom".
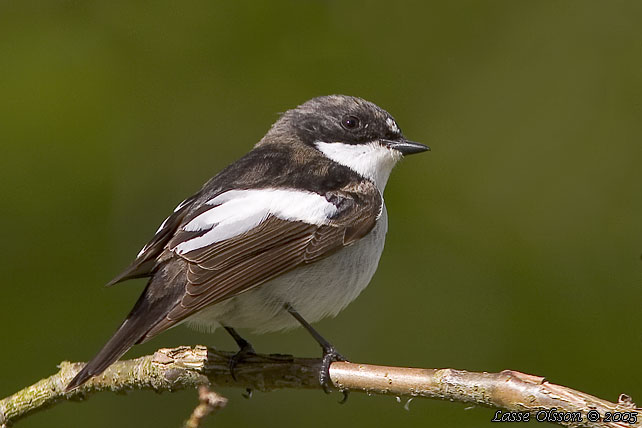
{"left": 319, "top": 345, "right": 349, "bottom": 402}
{"left": 228, "top": 343, "right": 256, "bottom": 381}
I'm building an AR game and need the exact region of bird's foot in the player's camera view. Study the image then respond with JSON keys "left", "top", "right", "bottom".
{"left": 228, "top": 341, "right": 256, "bottom": 381}
{"left": 320, "top": 345, "right": 349, "bottom": 403}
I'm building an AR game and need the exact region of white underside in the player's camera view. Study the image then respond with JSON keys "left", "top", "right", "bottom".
{"left": 186, "top": 206, "right": 388, "bottom": 333}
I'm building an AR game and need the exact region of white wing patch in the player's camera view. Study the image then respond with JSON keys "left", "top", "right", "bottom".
{"left": 137, "top": 246, "right": 148, "bottom": 258}
{"left": 173, "top": 198, "right": 190, "bottom": 213}
{"left": 137, "top": 198, "right": 192, "bottom": 257}
{"left": 174, "top": 189, "right": 337, "bottom": 255}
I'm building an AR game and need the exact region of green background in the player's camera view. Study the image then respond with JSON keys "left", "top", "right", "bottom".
{"left": 2, "top": 1, "right": 641, "bottom": 427}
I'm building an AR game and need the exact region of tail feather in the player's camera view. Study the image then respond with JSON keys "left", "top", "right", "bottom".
{"left": 66, "top": 266, "right": 184, "bottom": 391}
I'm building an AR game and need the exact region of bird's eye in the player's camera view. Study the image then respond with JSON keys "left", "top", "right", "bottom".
{"left": 341, "top": 115, "right": 361, "bottom": 130}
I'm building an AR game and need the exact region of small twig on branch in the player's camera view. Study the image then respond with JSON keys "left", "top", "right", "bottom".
{"left": 0, "top": 345, "right": 639, "bottom": 428}
{"left": 183, "top": 385, "right": 227, "bottom": 428}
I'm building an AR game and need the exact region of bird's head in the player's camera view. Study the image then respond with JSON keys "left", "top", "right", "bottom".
{"left": 262, "top": 94, "right": 429, "bottom": 190}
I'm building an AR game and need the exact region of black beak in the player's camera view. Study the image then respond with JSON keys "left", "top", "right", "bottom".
{"left": 383, "top": 139, "right": 430, "bottom": 155}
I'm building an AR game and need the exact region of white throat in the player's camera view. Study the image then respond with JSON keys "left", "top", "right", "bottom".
{"left": 315, "top": 141, "right": 402, "bottom": 191}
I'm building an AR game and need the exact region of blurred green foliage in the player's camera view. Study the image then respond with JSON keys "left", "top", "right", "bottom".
{"left": 1, "top": 1, "right": 641, "bottom": 427}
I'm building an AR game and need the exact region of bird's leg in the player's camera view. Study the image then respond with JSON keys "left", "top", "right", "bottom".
{"left": 224, "top": 326, "right": 256, "bottom": 381}
{"left": 284, "top": 304, "right": 349, "bottom": 402}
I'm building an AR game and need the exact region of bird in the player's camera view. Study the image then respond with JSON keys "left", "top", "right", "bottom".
{"left": 65, "top": 94, "right": 429, "bottom": 392}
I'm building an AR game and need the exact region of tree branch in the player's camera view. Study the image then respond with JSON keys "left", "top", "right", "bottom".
{"left": 0, "top": 345, "right": 638, "bottom": 427}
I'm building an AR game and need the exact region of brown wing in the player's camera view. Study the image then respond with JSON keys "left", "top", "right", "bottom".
{"left": 142, "top": 184, "right": 381, "bottom": 340}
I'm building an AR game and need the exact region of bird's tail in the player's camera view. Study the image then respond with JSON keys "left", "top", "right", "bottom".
{"left": 65, "top": 266, "right": 184, "bottom": 391}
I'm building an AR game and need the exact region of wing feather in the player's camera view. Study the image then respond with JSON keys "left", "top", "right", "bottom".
{"left": 107, "top": 194, "right": 200, "bottom": 286}
{"left": 186, "top": 217, "right": 314, "bottom": 270}
{"left": 141, "top": 184, "right": 382, "bottom": 341}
